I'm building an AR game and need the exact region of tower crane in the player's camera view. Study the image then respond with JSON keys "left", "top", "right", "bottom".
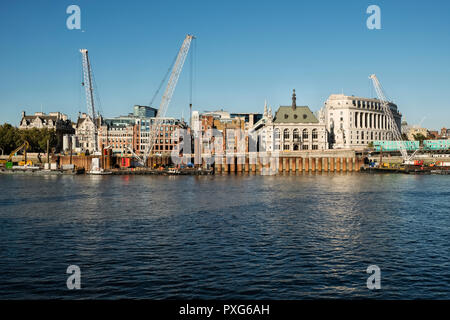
{"left": 136, "top": 34, "right": 194, "bottom": 166}
{"left": 369, "top": 74, "right": 417, "bottom": 163}
{"left": 80, "top": 49, "right": 99, "bottom": 153}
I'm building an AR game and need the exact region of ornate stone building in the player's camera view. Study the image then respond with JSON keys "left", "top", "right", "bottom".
{"left": 19, "top": 111, "right": 74, "bottom": 151}
{"left": 251, "top": 90, "right": 328, "bottom": 152}
{"left": 74, "top": 113, "right": 102, "bottom": 154}
{"left": 322, "top": 94, "right": 402, "bottom": 149}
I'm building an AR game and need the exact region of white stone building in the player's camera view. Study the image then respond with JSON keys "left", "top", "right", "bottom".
{"left": 74, "top": 113, "right": 101, "bottom": 154}
{"left": 251, "top": 90, "right": 328, "bottom": 152}
{"left": 322, "top": 94, "right": 402, "bottom": 149}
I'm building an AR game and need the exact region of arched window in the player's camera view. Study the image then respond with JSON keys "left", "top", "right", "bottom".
{"left": 293, "top": 129, "right": 299, "bottom": 140}
{"left": 274, "top": 128, "right": 280, "bottom": 140}
{"left": 302, "top": 129, "right": 309, "bottom": 140}
{"left": 312, "top": 129, "right": 318, "bottom": 140}
{"left": 283, "top": 129, "right": 290, "bottom": 140}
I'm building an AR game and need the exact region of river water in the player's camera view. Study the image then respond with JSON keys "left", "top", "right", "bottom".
{"left": 0, "top": 173, "right": 449, "bottom": 299}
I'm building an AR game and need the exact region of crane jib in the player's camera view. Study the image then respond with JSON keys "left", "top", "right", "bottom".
{"left": 141, "top": 35, "right": 194, "bottom": 166}
{"left": 369, "top": 74, "right": 409, "bottom": 161}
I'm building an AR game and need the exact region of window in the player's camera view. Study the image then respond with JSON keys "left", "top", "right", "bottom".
{"left": 293, "top": 129, "right": 299, "bottom": 140}
{"left": 302, "top": 129, "right": 309, "bottom": 139}
{"left": 312, "top": 145, "right": 318, "bottom": 150}
{"left": 283, "top": 144, "right": 290, "bottom": 150}
{"left": 302, "top": 145, "right": 309, "bottom": 150}
{"left": 284, "top": 114, "right": 289, "bottom": 119}
{"left": 312, "top": 129, "right": 318, "bottom": 140}
{"left": 283, "top": 129, "right": 290, "bottom": 139}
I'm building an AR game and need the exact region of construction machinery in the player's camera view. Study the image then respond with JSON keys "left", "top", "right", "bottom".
{"left": 80, "top": 48, "right": 99, "bottom": 154}
{"left": 3, "top": 141, "right": 31, "bottom": 167}
{"left": 134, "top": 34, "right": 194, "bottom": 166}
{"left": 369, "top": 74, "right": 418, "bottom": 164}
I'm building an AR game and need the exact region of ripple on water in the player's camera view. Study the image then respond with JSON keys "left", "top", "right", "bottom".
{"left": 0, "top": 174, "right": 449, "bottom": 299}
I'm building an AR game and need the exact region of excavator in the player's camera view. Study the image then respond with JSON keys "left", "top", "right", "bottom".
{"left": 0, "top": 141, "right": 32, "bottom": 168}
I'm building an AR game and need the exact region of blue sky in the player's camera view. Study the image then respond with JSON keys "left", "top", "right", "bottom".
{"left": 1, "top": 0, "right": 449, "bottom": 129}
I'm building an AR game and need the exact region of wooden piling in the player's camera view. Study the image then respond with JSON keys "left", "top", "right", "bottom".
{"left": 304, "top": 157, "right": 309, "bottom": 171}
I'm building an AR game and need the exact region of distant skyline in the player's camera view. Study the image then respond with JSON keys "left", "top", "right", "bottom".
{"left": 1, "top": 0, "right": 449, "bottom": 129}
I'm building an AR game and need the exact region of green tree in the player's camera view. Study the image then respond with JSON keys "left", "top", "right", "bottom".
{"left": 37, "top": 128, "right": 57, "bottom": 152}
{"left": 0, "top": 124, "right": 19, "bottom": 154}
{"left": 413, "top": 133, "right": 427, "bottom": 145}
{"left": 0, "top": 124, "right": 58, "bottom": 154}
{"left": 16, "top": 128, "right": 57, "bottom": 152}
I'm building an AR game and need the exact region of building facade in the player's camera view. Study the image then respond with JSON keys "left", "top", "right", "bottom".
{"left": 322, "top": 94, "right": 402, "bottom": 149}
{"left": 192, "top": 110, "right": 249, "bottom": 156}
{"left": 133, "top": 105, "right": 157, "bottom": 118}
{"left": 137, "top": 117, "right": 187, "bottom": 155}
{"left": 74, "top": 113, "right": 102, "bottom": 154}
{"left": 406, "top": 127, "right": 429, "bottom": 141}
{"left": 252, "top": 90, "right": 328, "bottom": 152}
{"left": 19, "top": 111, "right": 74, "bottom": 151}
{"left": 98, "top": 122, "right": 137, "bottom": 155}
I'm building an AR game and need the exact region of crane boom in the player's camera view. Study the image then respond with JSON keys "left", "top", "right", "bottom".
{"left": 80, "top": 49, "right": 99, "bottom": 153}
{"left": 369, "top": 74, "right": 409, "bottom": 161}
{"left": 8, "top": 141, "right": 29, "bottom": 161}
{"left": 142, "top": 34, "right": 194, "bottom": 165}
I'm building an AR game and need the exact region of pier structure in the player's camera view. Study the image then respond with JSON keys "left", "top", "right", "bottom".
{"left": 56, "top": 149, "right": 363, "bottom": 174}
{"left": 210, "top": 150, "right": 363, "bottom": 174}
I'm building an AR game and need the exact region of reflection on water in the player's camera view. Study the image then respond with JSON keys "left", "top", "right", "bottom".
{"left": 0, "top": 173, "right": 449, "bottom": 299}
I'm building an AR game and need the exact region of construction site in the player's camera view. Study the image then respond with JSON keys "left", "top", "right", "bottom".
{"left": 1, "top": 35, "right": 449, "bottom": 176}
